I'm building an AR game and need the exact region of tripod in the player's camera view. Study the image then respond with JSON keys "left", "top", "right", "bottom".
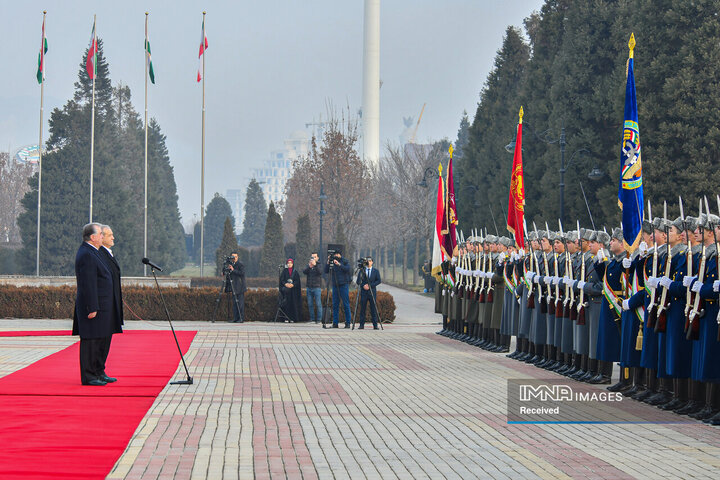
{"left": 211, "top": 271, "right": 243, "bottom": 323}
{"left": 273, "top": 290, "right": 292, "bottom": 322}
{"left": 321, "top": 264, "right": 335, "bottom": 328}
{"left": 351, "top": 266, "right": 383, "bottom": 330}
{"left": 148, "top": 265, "right": 193, "bottom": 385}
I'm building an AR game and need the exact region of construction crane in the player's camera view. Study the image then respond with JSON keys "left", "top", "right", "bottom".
{"left": 409, "top": 103, "right": 426, "bottom": 144}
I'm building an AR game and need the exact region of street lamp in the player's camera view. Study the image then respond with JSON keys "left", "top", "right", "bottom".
{"left": 417, "top": 167, "right": 440, "bottom": 188}
{"left": 505, "top": 122, "right": 602, "bottom": 224}
{"left": 318, "top": 183, "right": 328, "bottom": 255}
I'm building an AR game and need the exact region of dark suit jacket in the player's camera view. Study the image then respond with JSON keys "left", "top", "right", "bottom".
{"left": 357, "top": 267, "right": 381, "bottom": 298}
{"left": 98, "top": 246, "right": 124, "bottom": 331}
{"left": 72, "top": 242, "right": 115, "bottom": 339}
{"left": 230, "top": 261, "right": 247, "bottom": 293}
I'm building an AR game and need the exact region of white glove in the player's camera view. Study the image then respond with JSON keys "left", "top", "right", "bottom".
{"left": 543, "top": 276, "right": 553, "bottom": 285}
{"left": 577, "top": 280, "right": 586, "bottom": 290}
{"left": 533, "top": 275, "right": 541, "bottom": 284}
{"left": 518, "top": 248, "right": 525, "bottom": 257}
{"left": 646, "top": 276, "right": 660, "bottom": 289}
{"left": 622, "top": 258, "right": 632, "bottom": 268}
{"left": 691, "top": 281, "right": 703, "bottom": 293}
{"left": 622, "top": 299, "right": 630, "bottom": 311}
{"left": 639, "top": 241, "right": 648, "bottom": 257}
{"left": 596, "top": 248, "right": 605, "bottom": 260}
{"left": 451, "top": 257, "right": 457, "bottom": 264}
{"left": 683, "top": 276, "right": 697, "bottom": 288}
{"left": 473, "top": 270, "right": 480, "bottom": 277}
{"left": 551, "top": 276, "right": 561, "bottom": 285}
{"left": 525, "top": 272, "right": 535, "bottom": 282}
{"left": 563, "top": 276, "right": 572, "bottom": 285}
{"left": 659, "top": 276, "right": 673, "bottom": 289}
{"left": 714, "top": 280, "right": 720, "bottom": 292}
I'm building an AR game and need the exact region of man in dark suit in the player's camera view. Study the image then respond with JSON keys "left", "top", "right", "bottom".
{"left": 97, "top": 225, "right": 124, "bottom": 380}
{"left": 72, "top": 223, "right": 117, "bottom": 386}
{"left": 227, "top": 252, "right": 246, "bottom": 322}
{"left": 356, "top": 257, "right": 382, "bottom": 329}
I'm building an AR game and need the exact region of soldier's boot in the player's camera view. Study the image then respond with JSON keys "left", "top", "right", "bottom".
{"left": 635, "top": 369, "right": 658, "bottom": 401}
{"left": 676, "top": 380, "right": 705, "bottom": 415}
{"left": 697, "top": 382, "right": 720, "bottom": 421}
{"left": 497, "top": 334, "right": 511, "bottom": 353}
{"left": 545, "top": 346, "right": 560, "bottom": 369}
{"left": 659, "top": 377, "right": 688, "bottom": 410}
{"left": 556, "top": 354, "right": 572, "bottom": 374}
{"left": 646, "top": 377, "right": 673, "bottom": 405}
{"left": 570, "top": 355, "right": 588, "bottom": 380}
{"left": 564, "top": 354, "right": 580, "bottom": 377}
{"left": 476, "top": 327, "right": 489, "bottom": 348}
{"left": 622, "top": 367, "right": 646, "bottom": 397}
{"left": 536, "top": 345, "right": 551, "bottom": 368}
{"left": 491, "top": 331, "right": 505, "bottom": 352}
{"left": 608, "top": 366, "right": 632, "bottom": 392}
{"left": 588, "top": 361, "right": 612, "bottom": 384}
{"left": 517, "top": 340, "right": 532, "bottom": 361}
{"left": 507, "top": 336, "right": 522, "bottom": 358}
{"left": 579, "top": 358, "right": 597, "bottom": 382}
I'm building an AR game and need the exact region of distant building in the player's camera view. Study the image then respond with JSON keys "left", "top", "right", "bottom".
{"left": 251, "top": 130, "right": 309, "bottom": 205}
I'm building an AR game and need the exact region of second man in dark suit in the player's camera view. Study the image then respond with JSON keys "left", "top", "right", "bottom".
{"left": 356, "top": 257, "right": 382, "bottom": 329}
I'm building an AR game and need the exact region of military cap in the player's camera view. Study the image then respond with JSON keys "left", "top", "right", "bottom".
{"left": 684, "top": 216, "right": 699, "bottom": 232}
{"left": 546, "top": 230, "right": 557, "bottom": 242}
{"left": 528, "top": 231, "right": 538, "bottom": 242}
{"left": 611, "top": 227, "right": 623, "bottom": 242}
{"left": 485, "top": 234, "right": 497, "bottom": 243}
{"left": 499, "top": 236, "right": 512, "bottom": 247}
{"left": 704, "top": 214, "right": 720, "bottom": 230}
{"left": 566, "top": 231, "right": 578, "bottom": 242}
{"left": 579, "top": 228, "right": 594, "bottom": 242}
{"left": 671, "top": 216, "right": 685, "bottom": 232}
{"left": 642, "top": 219, "right": 653, "bottom": 234}
{"left": 653, "top": 217, "right": 671, "bottom": 230}
{"left": 596, "top": 231, "right": 611, "bottom": 245}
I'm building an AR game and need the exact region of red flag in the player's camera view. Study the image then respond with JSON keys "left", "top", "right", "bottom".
{"left": 197, "top": 16, "right": 208, "bottom": 82}
{"left": 86, "top": 18, "right": 97, "bottom": 80}
{"left": 507, "top": 107, "right": 525, "bottom": 248}
{"left": 431, "top": 165, "right": 445, "bottom": 279}
{"left": 441, "top": 146, "right": 459, "bottom": 258}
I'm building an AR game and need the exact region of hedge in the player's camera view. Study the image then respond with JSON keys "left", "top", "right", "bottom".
{"left": 0, "top": 285, "right": 396, "bottom": 323}
{"left": 189, "top": 276, "right": 279, "bottom": 289}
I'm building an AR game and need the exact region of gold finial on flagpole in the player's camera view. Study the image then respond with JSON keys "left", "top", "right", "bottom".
{"left": 628, "top": 33, "right": 635, "bottom": 59}
{"left": 438, "top": 162, "right": 443, "bottom": 177}
{"left": 448, "top": 145, "right": 454, "bottom": 158}
{"left": 519, "top": 106, "right": 524, "bottom": 124}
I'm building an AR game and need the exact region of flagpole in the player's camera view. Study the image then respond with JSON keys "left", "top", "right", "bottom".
{"left": 144, "top": 12, "right": 149, "bottom": 276}
{"left": 89, "top": 14, "right": 96, "bottom": 223}
{"left": 200, "top": 11, "right": 206, "bottom": 277}
{"left": 36, "top": 10, "right": 46, "bottom": 277}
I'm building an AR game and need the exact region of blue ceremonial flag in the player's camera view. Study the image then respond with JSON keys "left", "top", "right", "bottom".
{"left": 618, "top": 33, "right": 643, "bottom": 253}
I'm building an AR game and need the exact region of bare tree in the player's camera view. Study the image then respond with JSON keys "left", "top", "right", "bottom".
{"left": 0, "top": 152, "right": 34, "bottom": 244}
{"left": 284, "top": 106, "right": 370, "bottom": 257}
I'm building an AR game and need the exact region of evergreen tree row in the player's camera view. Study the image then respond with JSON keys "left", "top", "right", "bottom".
{"left": 457, "top": 0, "right": 720, "bottom": 232}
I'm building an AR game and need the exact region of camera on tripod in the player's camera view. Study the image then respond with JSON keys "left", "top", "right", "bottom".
{"left": 357, "top": 257, "right": 370, "bottom": 269}
{"left": 221, "top": 255, "right": 234, "bottom": 275}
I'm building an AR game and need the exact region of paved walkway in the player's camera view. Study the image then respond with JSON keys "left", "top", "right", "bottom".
{"left": 1, "top": 285, "right": 720, "bottom": 479}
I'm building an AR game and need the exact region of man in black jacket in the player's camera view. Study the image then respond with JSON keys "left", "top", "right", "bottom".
{"left": 72, "top": 223, "right": 116, "bottom": 386}
{"left": 303, "top": 252, "right": 323, "bottom": 323}
{"left": 324, "top": 252, "right": 352, "bottom": 328}
{"left": 227, "top": 252, "right": 246, "bottom": 322}
{"left": 356, "top": 257, "right": 382, "bottom": 329}
{"left": 96, "top": 224, "right": 124, "bottom": 382}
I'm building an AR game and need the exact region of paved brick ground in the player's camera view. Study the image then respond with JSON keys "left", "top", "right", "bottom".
{"left": 2, "top": 285, "right": 720, "bottom": 479}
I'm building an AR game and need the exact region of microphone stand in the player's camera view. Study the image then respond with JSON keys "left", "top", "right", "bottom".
{"left": 148, "top": 265, "right": 193, "bottom": 385}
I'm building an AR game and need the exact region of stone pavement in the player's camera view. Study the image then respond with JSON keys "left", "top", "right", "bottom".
{"left": 1, "top": 284, "right": 720, "bottom": 479}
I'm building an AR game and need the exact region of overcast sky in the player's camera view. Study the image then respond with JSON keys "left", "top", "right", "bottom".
{"left": 0, "top": 0, "right": 543, "bottom": 227}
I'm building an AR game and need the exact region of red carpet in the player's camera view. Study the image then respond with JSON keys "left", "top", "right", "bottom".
{"left": 0, "top": 330, "right": 197, "bottom": 479}
{"left": 0, "top": 330, "right": 71, "bottom": 337}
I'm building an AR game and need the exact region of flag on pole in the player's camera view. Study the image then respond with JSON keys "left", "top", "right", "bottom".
{"left": 86, "top": 19, "right": 98, "bottom": 79}
{"left": 197, "top": 16, "right": 208, "bottom": 82}
{"left": 36, "top": 16, "right": 48, "bottom": 84}
{"left": 441, "top": 146, "right": 459, "bottom": 258}
{"left": 431, "top": 163, "right": 445, "bottom": 280}
{"left": 618, "top": 33, "right": 643, "bottom": 253}
{"left": 507, "top": 106, "right": 525, "bottom": 249}
{"left": 145, "top": 28, "right": 155, "bottom": 84}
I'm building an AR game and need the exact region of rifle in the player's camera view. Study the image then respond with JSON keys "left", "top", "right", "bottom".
{"left": 655, "top": 201, "right": 671, "bottom": 333}
{"left": 646, "top": 200, "right": 659, "bottom": 327}
{"left": 534, "top": 222, "right": 549, "bottom": 314}
{"left": 546, "top": 221, "right": 559, "bottom": 316}
{"left": 680, "top": 197, "right": 693, "bottom": 321}
{"left": 524, "top": 217, "right": 536, "bottom": 309}
{"left": 686, "top": 200, "right": 705, "bottom": 340}
{"left": 559, "top": 219, "right": 574, "bottom": 319}
{"left": 486, "top": 228, "right": 495, "bottom": 304}
{"left": 576, "top": 221, "right": 587, "bottom": 325}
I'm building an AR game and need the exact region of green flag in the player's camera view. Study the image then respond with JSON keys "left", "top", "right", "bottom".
{"left": 145, "top": 38, "right": 155, "bottom": 84}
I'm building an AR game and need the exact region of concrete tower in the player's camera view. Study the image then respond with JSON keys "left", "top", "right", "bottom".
{"left": 362, "top": 0, "right": 380, "bottom": 165}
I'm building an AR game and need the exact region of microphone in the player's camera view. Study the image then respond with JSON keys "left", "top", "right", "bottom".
{"left": 142, "top": 257, "right": 163, "bottom": 272}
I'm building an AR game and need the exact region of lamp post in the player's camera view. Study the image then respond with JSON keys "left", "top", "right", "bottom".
{"left": 417, "top": 167, "right": 440, "bottom": 188}
{"left": 318, "top": 183, "right": 328, "bottom": 255}
{"left": 505, "top": 122, "right": 601, "bottom": 224}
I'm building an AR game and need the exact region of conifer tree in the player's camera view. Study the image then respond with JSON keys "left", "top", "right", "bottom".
{"left": 203, "top": 193, "right": 234, "bottom": 263}
{"left": 259, "top": 202, "right": 285, "bottom": 277}
{"left": 216, "top": 217, "right": 240, "bottom": 275}
{"left": 295, "top": 214, "right": 313, "bottom": 265}
{"left": 239, "top": 179, "right": 267, "bottom": 246}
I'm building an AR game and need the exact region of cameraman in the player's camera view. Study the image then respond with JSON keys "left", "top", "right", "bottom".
{"left": 226, "top": 252, "right": 246, "bottom": 323}
{"left": 324, "top": 252, "right": 352, "bottom": 328}
{"left": 356, "top": 257, "right": 381, "bottom": 329}
{"left": 303, "top": 252, "right": 323, "bottom": 323}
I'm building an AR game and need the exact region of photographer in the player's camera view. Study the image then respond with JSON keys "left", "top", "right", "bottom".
{"left": 303, "top": 252, "right": 323, "bottom": 323}
{"left": 324, "top": 252, "right": 352, "bottom": 328}
{"left": 279, "top": 258, "right": 302, "bottom": 322}
{"left": 356, "top": 257, "right": 381, "bottom": 329}
{"left": 226, "top": 252, "right": 246, "bottom": 323}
